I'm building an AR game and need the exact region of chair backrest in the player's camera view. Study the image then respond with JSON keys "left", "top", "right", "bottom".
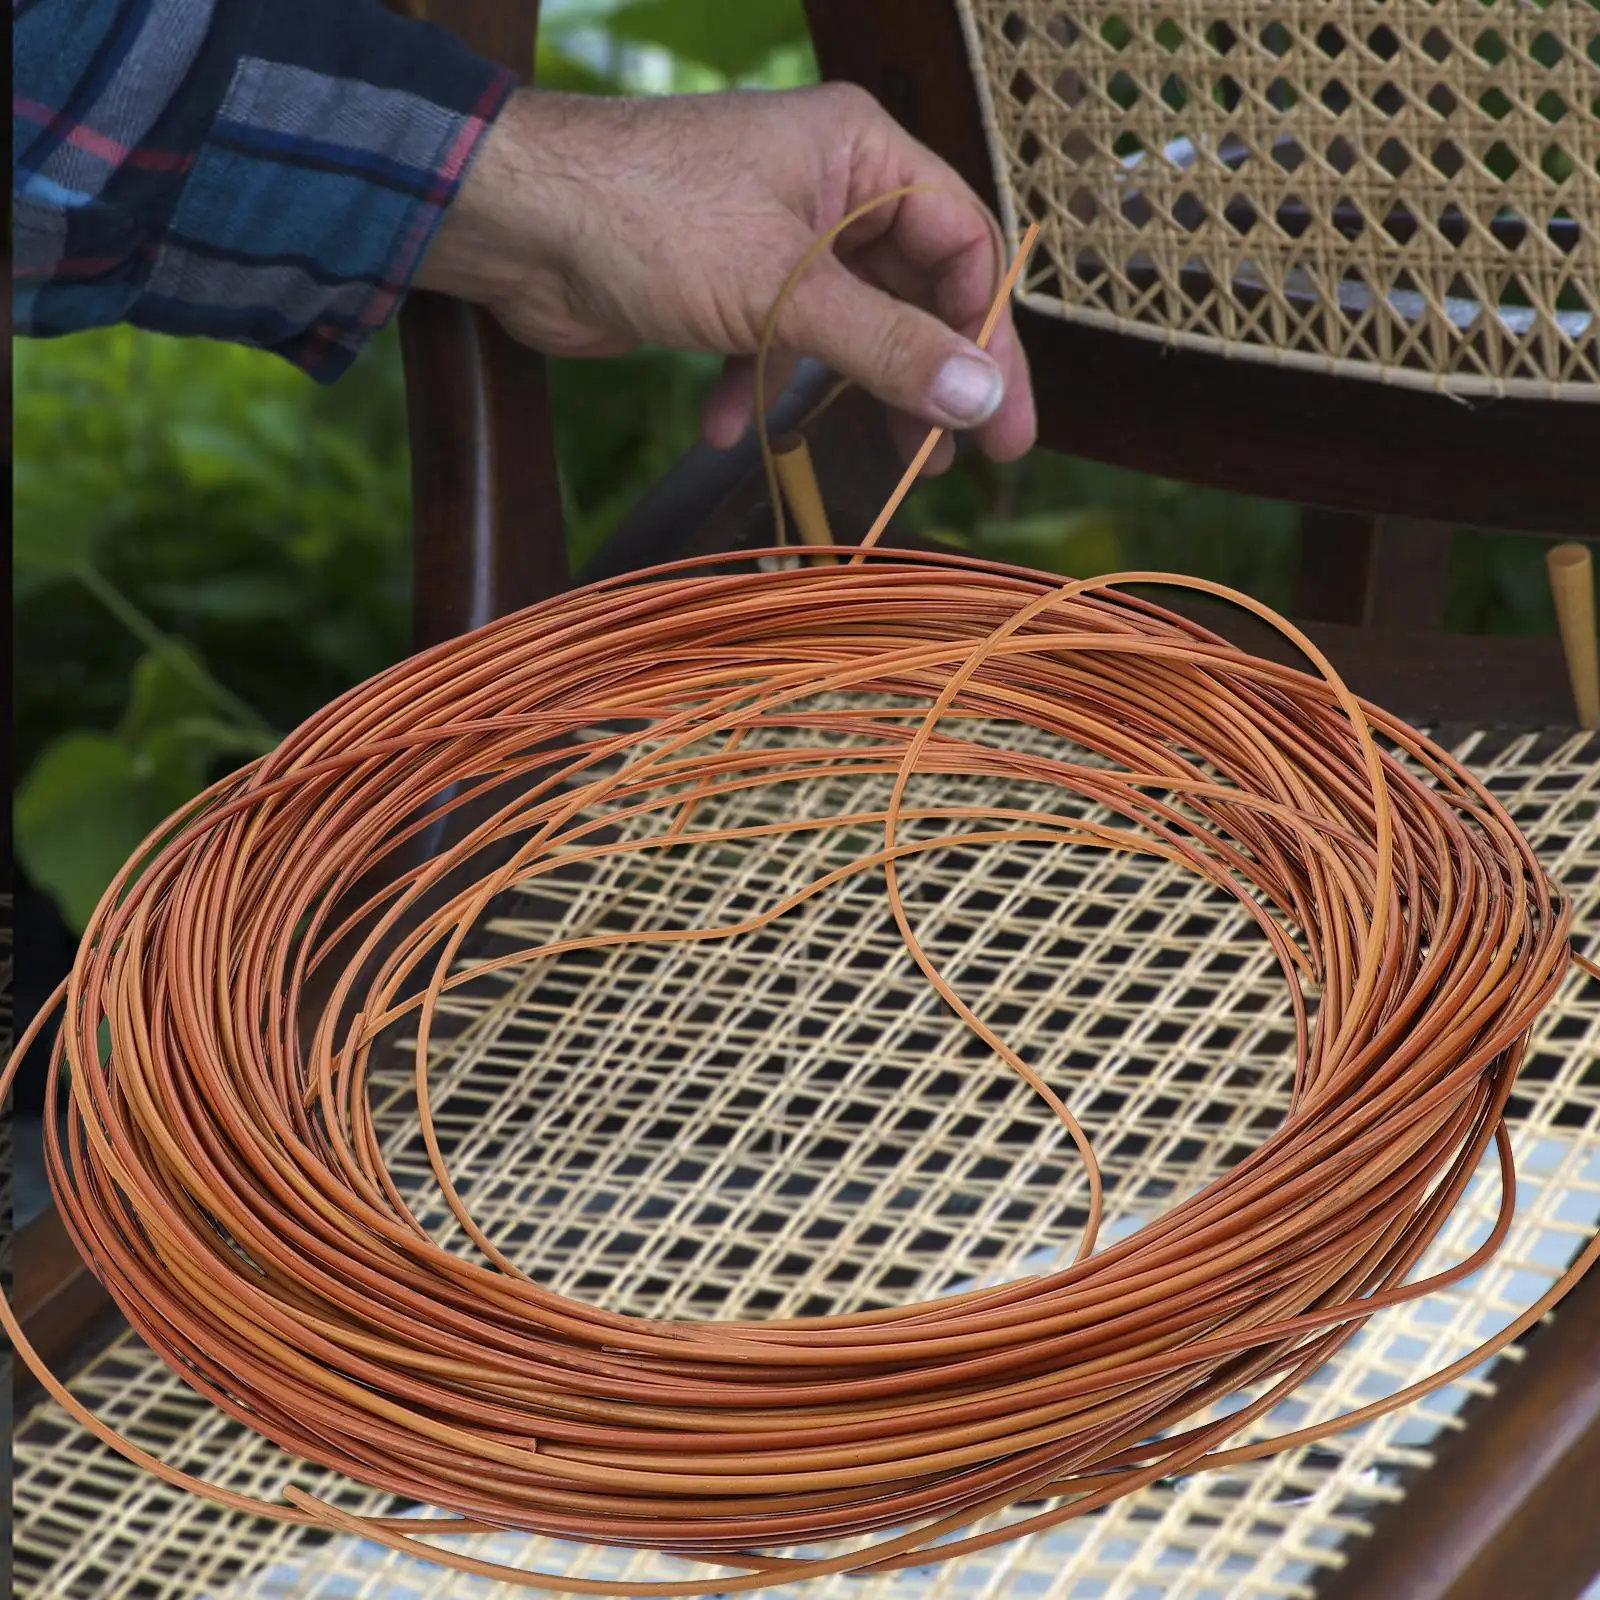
{"left": 957, "top": 2, "right": 1595, "bottom": 401}
{"left": 393, "top": 0, "right": 1595, "bottom": 730}
{"left": 804, "top": 0, "right": 1596, "bottom": 534}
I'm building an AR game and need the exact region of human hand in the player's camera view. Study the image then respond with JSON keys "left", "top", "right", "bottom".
{"left": 413, "top": 84, "right": 1036, "bottom": 474}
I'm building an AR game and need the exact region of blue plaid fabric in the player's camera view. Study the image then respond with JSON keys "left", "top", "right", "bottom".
{"left": 13, "top": 0, "right": 516, "bottom": 380}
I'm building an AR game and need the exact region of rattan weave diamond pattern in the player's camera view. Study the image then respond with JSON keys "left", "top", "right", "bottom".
{"left": 956, "top": 1, "right": 1600, "bottom": 397}
{"left": 13, "top": 725, "right": 1600, "bottom": 1600}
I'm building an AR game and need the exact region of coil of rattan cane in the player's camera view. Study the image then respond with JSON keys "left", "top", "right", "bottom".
{"left": 3, "top": 200, "right": 1597, "bottom": 1597}
{"left": 6, "top": 547, "right": 1598, "bottom": 1593}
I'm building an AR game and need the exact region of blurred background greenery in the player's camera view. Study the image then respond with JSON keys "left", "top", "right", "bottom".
{"left": 11, "top": 0, "right": 1561, "bottom": 937}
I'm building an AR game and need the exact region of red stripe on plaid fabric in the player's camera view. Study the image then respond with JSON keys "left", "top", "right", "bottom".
{"left": 421, "top": 69, "right": 515, "bottom": 207}
{"left": 361, "top": 67, "right": 517, "bottom": 336}
{"left": 13, "top": 97, "right": 196, "bottom": 172}
{"left": 13, "top": 247, "right": 155, "bottom": 280}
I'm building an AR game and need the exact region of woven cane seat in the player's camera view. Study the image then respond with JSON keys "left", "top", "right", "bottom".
{"left": 956, "top": 2, "right": 1600, "bottom": 398}
{"left": 15, "top": 719, "right": 1600, "bottom": 1600}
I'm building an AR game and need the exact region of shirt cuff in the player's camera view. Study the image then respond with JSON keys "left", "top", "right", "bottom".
{"left": 140, "top": 0, "right": 517, "bottom": 381}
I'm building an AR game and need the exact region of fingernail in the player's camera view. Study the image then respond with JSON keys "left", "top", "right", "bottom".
{"left": 929, "top": 353, "right": 1004, "bottom": 428}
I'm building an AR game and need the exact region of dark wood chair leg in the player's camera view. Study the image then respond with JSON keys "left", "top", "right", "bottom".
{"left": 1293, "top": 510, "right": 1378, "bottom": 627}
{"left": 400, "top": 0, "right": 565, "bottom": 651}
{"left": 1294, "top": 510, "right": 1454, "bottom": 633}
{"left": 1313, "top": 1256, "right": 1600, "bottom": 1600}
{"left": 13, "top": 1204, "right": 118, "bottom": 1401}
{"left": 401, "top": 295, "right": 568, "bottom": 651}
{"left": 1365, "top": 518, "right": 1456, "bottom": 635}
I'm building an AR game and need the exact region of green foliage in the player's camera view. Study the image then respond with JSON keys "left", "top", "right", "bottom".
{"left": 538, "top": 0, "right": 813, "bottom": 94}
{"left": 904, "top": 450, "right": 1299, "bottom": 610}
{"left": 549, "top": 348, "right": 722, "bottom": 571}
{"left": 13, "top": 324, "right": 411, "bottom": 774}
{"left": 14, "top": 734, "right": 155, "bottom": 935}
{"left": 606, "top": 0, "right": 809, "bottom": 79}
{"left": 14, "top": 643, "right": 276, "bottom": 932}
{"left": 535, "top": 35, "right": 623, "bottom": 96}
{"left": 13, "top": 322, "right": 412, "bottom": 933}
{"left": 1447, "top": 531, "right": 1561, "bottom": 638}
{"left": 939, "top": 508, "right": 1124, "bottom": 577}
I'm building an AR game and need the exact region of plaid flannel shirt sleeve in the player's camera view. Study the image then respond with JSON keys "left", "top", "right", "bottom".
{"left": 13, "top": 0, "right": 517, "bottom": 381}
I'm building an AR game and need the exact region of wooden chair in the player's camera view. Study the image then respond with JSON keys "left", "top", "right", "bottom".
{"left": 14, "top": 4, "right": 1600, "bottom": 1598}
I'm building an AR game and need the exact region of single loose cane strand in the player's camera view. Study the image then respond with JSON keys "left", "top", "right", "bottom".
{"left": 5, "top": 200, "right": 1599, "bottom": 1600}
{"left": 755, "top": 183, "right": 925, "bottom": 551}
{"left": 752, "top": 184, "right": 1010, "bottom": 549}
{"left": 852, "top": 220, "right": 1041, "bottom": 561}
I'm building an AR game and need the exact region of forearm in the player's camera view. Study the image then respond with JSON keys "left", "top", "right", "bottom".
{"left": 411, "top": 87, "right": 670, "bottom": 361}
{"left": 12, "top": 0, "right": 515, "bottom": 381}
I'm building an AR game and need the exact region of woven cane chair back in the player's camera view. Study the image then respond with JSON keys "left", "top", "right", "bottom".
{"left": 957, "top": 1, "right": 1600, "bottom": 399}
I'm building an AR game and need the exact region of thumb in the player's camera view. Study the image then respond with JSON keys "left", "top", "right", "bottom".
{"left": 779, "top": 256, "right": 1006, "bottom": 433}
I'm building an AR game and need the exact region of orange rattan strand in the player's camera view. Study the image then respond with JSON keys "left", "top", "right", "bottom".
{"left": 5, "top": 212, "right": 1600, "bottom": 1598}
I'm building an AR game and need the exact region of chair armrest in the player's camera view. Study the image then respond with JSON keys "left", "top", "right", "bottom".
{"left": 1315, "top": 1255, "right": 1600, "bottom": 1600}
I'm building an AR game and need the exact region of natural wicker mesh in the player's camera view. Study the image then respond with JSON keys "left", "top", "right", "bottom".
{"left": 14, "top": 724, "right": 1600, "bottom": 1600}
{"left": 955, "top": 1, "right": 1600, "bottom": 397}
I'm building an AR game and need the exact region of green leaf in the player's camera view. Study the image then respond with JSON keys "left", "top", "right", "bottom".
{"left": 118, "top": 642, "right": 218, "bottom": 748}
{"left": 144, "top": 574, "right": 302, "bottom": 622}
{"left": 13, "top": 565, "right": 65, "bottom": 603}
{"left": 12, "top": 456, "right": 108, "bottom": 578}
{"left": 605, "top": 0, "right": 809, "bottom": 78}
{"left": 14, "top": 734, "right": 164, "bottom": 934}
{"left": 537, "top": 35, "right": 625, "bottom": 94}
{"left": 972, "top": 509, "right": 1123, "bottom": 577}
{"left": 15, "top": 647, "right": 274, "bottom": 933}
{"left": 158, "top": 717, "right": 280, "bottom": 758}
{"left": 119, "top": 645, "right": 274, "bottom": 811}
{"left": 918, "top": 527, "right": 975, "bottom": 551}
{"left": 167, "top": 418, "right": 280, "bottom": 491}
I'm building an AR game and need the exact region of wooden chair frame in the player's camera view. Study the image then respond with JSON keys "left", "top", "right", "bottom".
{"left": 15, "top": 4, "right": 1600, "bottom": 1598}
